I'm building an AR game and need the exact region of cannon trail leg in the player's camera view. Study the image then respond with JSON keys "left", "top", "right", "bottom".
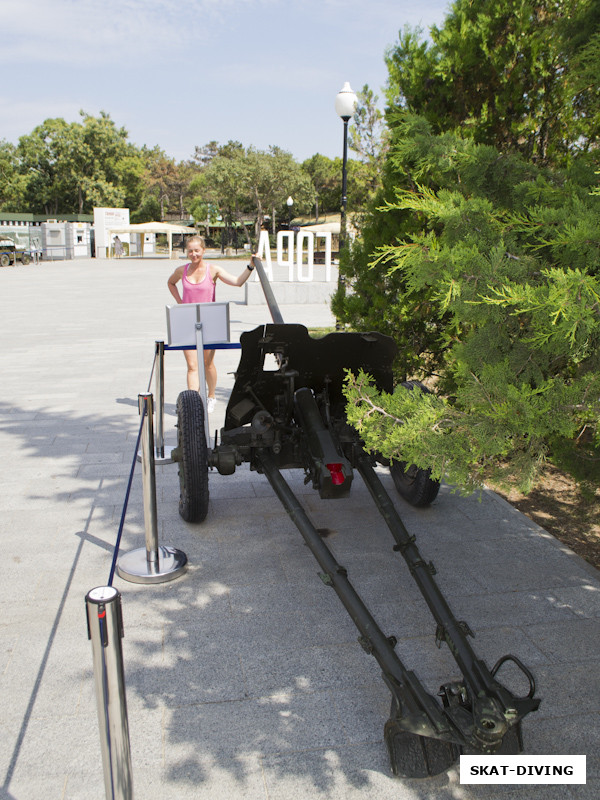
{"left": 355, "top": 451, "right": 539, "bottom": 753}
{"left": 257, "top": 449, "right": 460, "bottom": 777}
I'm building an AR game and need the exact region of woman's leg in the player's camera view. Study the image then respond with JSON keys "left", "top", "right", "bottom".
{"left": 204, "top": 349, "right": 217, "bottom": 398}
{"left": 183, "top": 349, "right": 199, "bottom": 391}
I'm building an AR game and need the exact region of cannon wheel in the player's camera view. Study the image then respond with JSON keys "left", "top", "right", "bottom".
{"left": 390, "top": 461, "right": 440, "bottom": 507}
{"left": 176, "top": 390, "right": 209, "bottom": 523}
{"left": 0, "top": 254, "right": 11, "bottom": 267}
{"left": 390, "top": 381, "right": 440, "bottom": 507}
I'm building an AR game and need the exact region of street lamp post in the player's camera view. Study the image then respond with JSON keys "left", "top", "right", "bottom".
{"left": 286, "top": 195, "right": 293, "bottom": 229}
{"left": 335, "top": 82, "right": 358, "bottom": 324}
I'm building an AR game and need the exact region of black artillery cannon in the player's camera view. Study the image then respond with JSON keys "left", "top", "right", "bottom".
{"left": 171, "top": 257, "right": 540, "bottom": 778}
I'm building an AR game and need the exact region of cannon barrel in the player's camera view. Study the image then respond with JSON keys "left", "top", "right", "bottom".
{"left": 293, "top": 387, "right": 353, "bottom": 498}
{"left": 251, "top": 255, "right": 284, "bottom": 324}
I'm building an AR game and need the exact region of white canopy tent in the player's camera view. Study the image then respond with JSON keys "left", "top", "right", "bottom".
{"left": 299, "top": 220, "right": 357, "bottom": 241}
{"left": 299, "top": 222, "right": 340, "bottom": 234}
{"left": 106, "top": 221, "right": 197, "bottom": 259}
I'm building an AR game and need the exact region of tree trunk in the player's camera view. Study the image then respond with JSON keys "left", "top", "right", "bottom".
{"left": 235, "top": 203, "right": 252, "bottom": 246}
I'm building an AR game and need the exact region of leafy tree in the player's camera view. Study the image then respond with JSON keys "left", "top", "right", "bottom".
{"left": 245, "top": 146, "right": 314, "bottom": 237}
{"left": 302, "top": 152, "right": 380, "bottom": 222}
{"left": 170, "top": 160, "right": 197, "bottom": 220}
{"left": 193, "top": 140, "right": 221, "bottom": 166}
{"left": 139, "top": 147, "right": 179, "bottom": 220}
{"left": 567, "top": 28, "right": 600, "bottom": 144}
{"left": 340, "top": 115, "right": 600, "bottom": 491}
{"left": 193, "top": 140, "right": 244, "bottom": 166}
{"left": 335, "top": 1, "right": 600, "bottom": 492}
{"left": 78, "top": 113, "right": 142, "bottom": 210}
{"left": 189, "top": 144, "right": 314, "bottom": 244}
{"left": 18, "top": 118, "right": 82, "bottom": 214}
{"left": 349, "top": 84, "right": 389, "bottom": 197}
{"left": 17, "top": 111, "right": 144, "bottom": 214}
{"left": 0, "top": 140, "right": 26, "bottom": 210}
{"left": 189, "top": 147, "right": 251, "bottom": 245}
{"left": 385, "top": 0, "right": 600, "bottom": 166}
{"left": 302, "top": 154, "right": 341, "bottom": 220}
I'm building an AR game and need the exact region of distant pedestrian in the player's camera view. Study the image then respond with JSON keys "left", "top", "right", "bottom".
{"left": 113, "top": 236, "right": 124, "bottom": 258}
{"left": 167, "top": 234, "right": 256, "bottom": 413}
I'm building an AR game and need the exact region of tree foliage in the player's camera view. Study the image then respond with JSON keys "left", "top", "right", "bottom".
{"left": 188, "top": 143, "right": 314, "bottom": 243}
{"left": 349, "top": 84, "right": 389, "bottom": 198}
{"left": 0, "top": 140, "right": 26, "bottom": 210}
{"left": 301, "top": 154, "right": 341, "bottom": 221}
{"left": 337, "top": 1, "right": 600, "bottom": 493}
{"left": 386, "top": 0, "right": 600, "bottom": 166}
{"left": 17, "top": 112, "right": 144, "bottom": 215}
{"left": 339, "top": 112, "right": 600, "bottom": 491}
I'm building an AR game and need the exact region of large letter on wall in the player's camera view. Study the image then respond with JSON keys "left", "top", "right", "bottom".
{"left": 256, "top": 230, "right": 274, "bottom": 281}
{"left": 296, "top": 231, "right": 314, "bottom": 282}
{"left": 315, "top": 231, "right": 332, "bottom": 281}
{"left": 276, "top": 231, "right": 295, "bottom": 281}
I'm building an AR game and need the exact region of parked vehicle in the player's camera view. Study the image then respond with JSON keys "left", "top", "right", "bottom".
{"left": 0, "top": 238, "right": 33, "bottom": 266}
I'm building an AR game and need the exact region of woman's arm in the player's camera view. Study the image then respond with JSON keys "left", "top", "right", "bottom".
{"left": 212, "top": 255, "right": 257, "bottom": 287}
{"left": 167, "top": 266, "right": 184, "bottom": 303}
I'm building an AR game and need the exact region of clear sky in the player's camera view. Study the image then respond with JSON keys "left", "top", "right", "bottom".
{"left": 1, "top": 0, "right": 451, "bottom": 163}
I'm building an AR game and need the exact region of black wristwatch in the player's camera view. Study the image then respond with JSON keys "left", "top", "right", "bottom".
{"left": 247, "top": 262, "right": 254, "bottom": 271}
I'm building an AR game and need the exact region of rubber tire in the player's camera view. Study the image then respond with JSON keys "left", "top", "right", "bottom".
{"left": 21, "top": 253, "right": 30, "bottom": 265}
{"left": 389, "top": 380, "right": 440, "bottom": 508}
{"left": 390, "top": 461, "right": 440, "bottom": 507}
{"left": 0, "top": 254, "right": 10, "bottom": 267}
{"left": 176, "top": 390, "right": 209, "bottom": 523}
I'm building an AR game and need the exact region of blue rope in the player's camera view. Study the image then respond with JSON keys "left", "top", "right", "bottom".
{"left": 165, "top": 343, "right": 241, "bottom": 350}
{"left": 107, "top": 406, "right": 146, "bottom": 586}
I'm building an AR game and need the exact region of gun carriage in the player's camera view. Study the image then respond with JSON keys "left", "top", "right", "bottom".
{"left": 171, "top": 257, "right": 540, "bottom": 778}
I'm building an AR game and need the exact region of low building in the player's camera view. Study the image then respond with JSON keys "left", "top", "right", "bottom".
{"left": 0, "top": 213, "right": 93, "bottom": 260}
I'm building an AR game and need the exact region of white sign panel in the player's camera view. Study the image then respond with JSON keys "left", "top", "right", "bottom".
{"left": 93, "top": 207, "right": 130, "bottom": 257}
{"left": 166, "top": 302, "right": 230, "bottom": 347}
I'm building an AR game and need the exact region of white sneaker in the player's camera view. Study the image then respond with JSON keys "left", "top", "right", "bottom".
{"left": 207, "top": 397, "right": 216, "bottom": 414}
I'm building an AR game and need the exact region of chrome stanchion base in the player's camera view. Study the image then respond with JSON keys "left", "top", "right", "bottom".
{"left": 117, "top": 545, "right": 187, "bottom": 584}
{"left": 136, "top": 445, "right": 176, "bottom": 465}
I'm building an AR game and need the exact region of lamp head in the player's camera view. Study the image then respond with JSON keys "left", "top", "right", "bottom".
{"left": 335, "top": 82, "right": 358, "bottom": 120}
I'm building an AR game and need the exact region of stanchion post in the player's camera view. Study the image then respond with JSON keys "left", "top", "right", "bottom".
{"left": 117, "top": 393, "right": 187, "bottom": 584}
{"left": 139, "top": 393, "right": 159, "bottom": 567}
{"left": 85, "top": 586, "right": 133, "bottom": 800}
{"left": 140, "top": 343, "right": 174, "bottom": 466}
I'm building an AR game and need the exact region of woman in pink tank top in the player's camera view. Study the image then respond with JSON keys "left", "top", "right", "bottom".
{"left": 167, "top": 235, "right": 255, "bottom": 412}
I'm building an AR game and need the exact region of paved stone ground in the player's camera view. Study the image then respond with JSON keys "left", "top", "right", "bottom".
{"left": 0, "top": 256, "right": 598, "bottom": 799}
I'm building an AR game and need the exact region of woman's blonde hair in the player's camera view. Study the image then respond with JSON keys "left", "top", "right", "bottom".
{"left": 186, "top": 234, "right": 206, "bottom": 250}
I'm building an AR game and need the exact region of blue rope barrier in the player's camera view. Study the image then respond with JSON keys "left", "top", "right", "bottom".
{"left": 164, "top": 343, "right": 242, "bottom": 350}
{"left": 106, "top": 341, "right": 239, "bottom": 585}
{"left": 107, "top": 405, "right": 146, "bottom": 587}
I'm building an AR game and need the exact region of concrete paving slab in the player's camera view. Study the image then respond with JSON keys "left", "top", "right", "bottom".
{"left": 0, "top": 256, "right": 598, "bottom": 799}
